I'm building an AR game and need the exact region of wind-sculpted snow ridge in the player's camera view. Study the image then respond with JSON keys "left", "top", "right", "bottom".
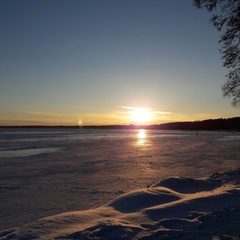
{"left": 1, "top": 169, "right": 240, "bottom": 240}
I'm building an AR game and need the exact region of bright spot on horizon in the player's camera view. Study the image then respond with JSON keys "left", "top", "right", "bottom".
{"left": 131, "top": 108, "right": 152, "bottom": 124}
{"left": 78, "top": 120, "right": 82, "bottom": 125}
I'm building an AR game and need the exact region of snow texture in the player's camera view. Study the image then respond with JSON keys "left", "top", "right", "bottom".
{"left": 1, "top": 169, "right": 240, "bottom": 240}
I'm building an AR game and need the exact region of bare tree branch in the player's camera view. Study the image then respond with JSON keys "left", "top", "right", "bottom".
{"left": 193, "top": 0, "right": 240, "bottom": 107}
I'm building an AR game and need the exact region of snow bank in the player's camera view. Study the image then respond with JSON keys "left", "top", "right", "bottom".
{"left": 1, "top": 169, "right": 240, "bottom": 240}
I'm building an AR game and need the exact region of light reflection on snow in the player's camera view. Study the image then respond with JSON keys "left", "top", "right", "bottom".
{"left": 137, "top": 129, "right": 146, "bottom": 146}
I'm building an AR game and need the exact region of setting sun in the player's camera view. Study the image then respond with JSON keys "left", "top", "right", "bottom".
{"left": 131, "top": 108, "right": 152, "bottom": 124}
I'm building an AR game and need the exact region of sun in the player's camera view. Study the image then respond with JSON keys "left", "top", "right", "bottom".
{"left": 131, "top": 108, "right": 152, "bottom": 124}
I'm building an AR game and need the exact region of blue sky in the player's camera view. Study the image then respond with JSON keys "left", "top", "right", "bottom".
{"left": 0, "top": 0, "right": 239, "bottom": 126}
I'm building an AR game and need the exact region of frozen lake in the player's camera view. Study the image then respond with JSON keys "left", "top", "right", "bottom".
{"left": 0, "top": 128, "right": 239, "bottom": 231}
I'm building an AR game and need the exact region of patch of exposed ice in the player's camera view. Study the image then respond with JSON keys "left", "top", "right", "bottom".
{"left": 0, "top": 147, "right": 60, "bottom": 158}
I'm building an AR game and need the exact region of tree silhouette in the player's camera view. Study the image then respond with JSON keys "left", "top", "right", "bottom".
{"left": 193, "top": 0, "right": 240, "bottom": 107}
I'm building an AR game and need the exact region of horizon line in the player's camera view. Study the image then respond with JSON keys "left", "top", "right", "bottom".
{"left": 0, "top": 116, "right": 239, "bottom": 129}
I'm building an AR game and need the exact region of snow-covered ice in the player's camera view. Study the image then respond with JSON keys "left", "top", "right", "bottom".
{"left": 0, "top": 128, "right": 239, "bottom": 239}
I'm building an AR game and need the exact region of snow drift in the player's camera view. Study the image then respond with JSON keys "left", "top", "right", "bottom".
{"left": 1, "top": 169, "right": 240, "bottom": 240}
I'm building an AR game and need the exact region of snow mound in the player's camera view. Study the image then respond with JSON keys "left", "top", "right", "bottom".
{"left": 1, "top": 169, "right": 240, "bottom": 240}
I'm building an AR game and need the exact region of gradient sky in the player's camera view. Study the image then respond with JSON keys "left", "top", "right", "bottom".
{"left": 0, "top": 0, "right": 239, "bottom": 126}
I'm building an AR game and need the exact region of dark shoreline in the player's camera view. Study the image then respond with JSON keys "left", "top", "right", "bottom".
{"left": 0, "top": 117, "right": 239, "bottom": 131}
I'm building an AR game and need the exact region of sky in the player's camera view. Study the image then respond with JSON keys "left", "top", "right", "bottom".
{"left": 0, "top": 0, "right": 239, "bottom": 126}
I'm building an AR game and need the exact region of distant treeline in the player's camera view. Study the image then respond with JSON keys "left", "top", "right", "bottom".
{"left": 83, "top": 117, "right": 240, "bottom": 131}
{"left": 82, "top": 117, "right": 240, "bottom": 130}
{"left": 0, "top": 117, "right": 239, "bottom": 131}
{"left": 154, "top": 117, "right": 240, "bottom": 131}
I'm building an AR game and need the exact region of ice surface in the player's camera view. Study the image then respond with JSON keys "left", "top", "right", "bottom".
{"left": 0, "top": 128, "right": 239, "bottom": 238}
{"left": 0, "top": 147, "right": 59, "bottom": 158}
